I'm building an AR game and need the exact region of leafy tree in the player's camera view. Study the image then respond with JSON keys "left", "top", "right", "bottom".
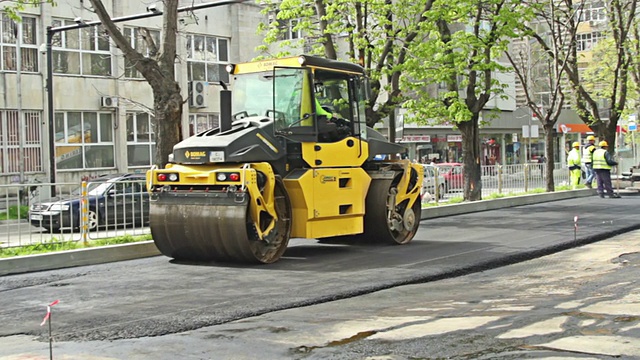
{"left": 402, "top": 0, "right": 530, "bottom": 201}
{"left": 88, "top": 0, "right": 182, "bottom": 168}
{"left": 257, "top": 0, "right": 437, "bottom": 142}
{"left": 563, "top": 0, "right": 637, "bottom": 153}
{"left": 260, "top": 0, "right": 530, "bottom": 202}
{"left": 506, "top": 0, "right": 576, "bottom": 192}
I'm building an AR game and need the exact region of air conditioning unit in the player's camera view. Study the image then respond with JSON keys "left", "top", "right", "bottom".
{"left": 101, "top": 96, "right": 118, "bottom": 108}
{"left": 189, "top": 81, "right": 207, "bottom": 108}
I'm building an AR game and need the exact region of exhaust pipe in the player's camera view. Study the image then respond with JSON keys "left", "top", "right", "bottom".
{"left": 219, "top": 81, "right": 232, "bottom": 132}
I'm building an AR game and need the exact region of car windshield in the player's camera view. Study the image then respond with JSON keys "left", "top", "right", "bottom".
{"left": 437, "top": 165, "right": 453, "bottom": 172}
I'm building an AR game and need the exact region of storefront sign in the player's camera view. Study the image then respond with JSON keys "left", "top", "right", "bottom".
{"left": 446, "top": 135, "right": 462, "bottom": 142}
{"left": 398, "top": 135, "right": 431, "bottom": 142}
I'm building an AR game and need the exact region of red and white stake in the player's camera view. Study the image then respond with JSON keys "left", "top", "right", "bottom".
{"left": 41, "top": 300, "right": 59, "bottom": 360}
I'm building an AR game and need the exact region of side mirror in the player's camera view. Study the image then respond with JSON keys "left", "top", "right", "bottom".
{"left": 107, "top": 189, "right": 116, "bottom": 196}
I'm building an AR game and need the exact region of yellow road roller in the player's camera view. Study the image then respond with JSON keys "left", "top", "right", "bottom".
{"left": 146, "top": 55, "right": 423, "bottom": 264}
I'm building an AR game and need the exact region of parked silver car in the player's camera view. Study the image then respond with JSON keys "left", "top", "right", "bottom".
{"left": 422, "top": 164, "right": 446, "bottom": 199}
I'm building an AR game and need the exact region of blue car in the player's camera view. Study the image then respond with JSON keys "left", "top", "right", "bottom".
{"left": 29, "top": 173, "right": 149, "bottom": 232}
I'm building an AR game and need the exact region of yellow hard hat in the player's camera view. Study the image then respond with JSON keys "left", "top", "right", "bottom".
{"left": 572, "top": 142, "right": 580, "bottom": 148}
{"left": 587, "top": 135, "right": 596, "bottom": 141}
{"left": 599, "top": 140, "right": 608, "bottom": 147}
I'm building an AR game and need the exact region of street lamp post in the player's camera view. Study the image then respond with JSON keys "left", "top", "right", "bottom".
{"left": 529, "top": 111, "right": 533, "bottom": 162}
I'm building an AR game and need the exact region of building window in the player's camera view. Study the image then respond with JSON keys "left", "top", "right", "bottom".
{"left": 189, "top": 113, "right": 219, "bottom": 136}
{"left": 0, "top": 110, "right": 42, "bottom": 173}
{"left": 576, "top": 31, "right": 604, "bottom": 51}
{"left": 268, "top": 11, "right": 301, "bottom": 41}
{"left": 51, "top": 18, "right": 111, "bottom": 76}
{"left": 186, "top": 34, "right": 229, "bottom": 83}
{"left": 578, "top": 2, "right": 607, "bottom": 23}
{"left": 1, "top": 14, "right": 38, "bottom": 72}
{"left": 126, "top": 112, "right": 155, "bottom": 167}
{"left": 123, "top": 27, "right": 160, "bottom": 79}
{"left": 54, "top": 112, "right": 114, "bottom": 170}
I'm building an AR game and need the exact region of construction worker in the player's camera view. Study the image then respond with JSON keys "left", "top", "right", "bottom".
{"left": 567, "top": 142, "right": 582, "bottom": 189}
{"left": 592, "top": 140, "right": 620, "bottom": 198}
{"left": 581, "top": 135, "right": 597, "bottom": 188}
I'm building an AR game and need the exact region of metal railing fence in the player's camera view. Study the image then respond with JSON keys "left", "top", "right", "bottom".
{"left": 2, "top": 163, "right": 573, "bottom": 248}
{"left": 0, "top": 179, "right": 150, "bottom": 248}
{"left": 422, "top": 163, "right": 572, "bottom": 205}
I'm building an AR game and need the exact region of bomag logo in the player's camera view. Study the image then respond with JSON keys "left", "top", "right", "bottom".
{"left": 185, "top": 150, "right": 206, "bottom": 159}
{"left": 320, "top": 176, "right": 337, "bottom": 183}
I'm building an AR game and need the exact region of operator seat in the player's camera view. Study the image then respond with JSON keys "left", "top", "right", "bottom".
{"left": 317, "top": 106, "right": 340, "bottom": 142}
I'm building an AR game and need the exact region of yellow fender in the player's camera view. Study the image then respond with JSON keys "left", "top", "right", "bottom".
{"left": 242, "top": 162, "right": 279, "bottom": 241}
{"left": 392, "top": 159, "right": 423, "bottom": 210}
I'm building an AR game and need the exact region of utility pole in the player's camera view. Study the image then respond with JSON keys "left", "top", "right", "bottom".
{"left": 17, "top": 15, "right": 25, "bottom": 184}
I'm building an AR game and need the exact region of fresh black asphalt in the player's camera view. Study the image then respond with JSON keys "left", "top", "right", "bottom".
{"left": 0, "top": 195, "right": 638, "bottom": 342}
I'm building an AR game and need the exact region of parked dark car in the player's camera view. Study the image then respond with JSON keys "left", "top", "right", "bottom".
{"left": 29, "top": 173, "right": 149, "bottom": 232}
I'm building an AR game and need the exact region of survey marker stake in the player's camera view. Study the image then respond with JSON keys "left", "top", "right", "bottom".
{"left": 40, "top": 300, "right": 60, "bottom": 360}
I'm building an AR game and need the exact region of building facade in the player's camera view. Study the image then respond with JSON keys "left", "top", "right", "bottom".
{"left": 0, "top": 0, "right": 265, "bottom": 185}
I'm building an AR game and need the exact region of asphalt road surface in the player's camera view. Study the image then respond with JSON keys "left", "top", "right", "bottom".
{"left": 1, "top": 196, "right": 639, "bottom": 359}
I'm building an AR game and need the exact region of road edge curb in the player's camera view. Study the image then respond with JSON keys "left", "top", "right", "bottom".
{"left": 0, "top": 241, "right": 160, "bottom": 276}
{"left": 421, "top": 189, "right": 595, "bottom": 219}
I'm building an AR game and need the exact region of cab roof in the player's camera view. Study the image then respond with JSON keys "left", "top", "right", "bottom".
{"left": 231, "top": 55, "right": 365, "bottom": 76}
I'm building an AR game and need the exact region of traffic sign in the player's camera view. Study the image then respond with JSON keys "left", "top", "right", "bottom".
{"left": 629, "top": 122, "right": 637, "bottom": 131}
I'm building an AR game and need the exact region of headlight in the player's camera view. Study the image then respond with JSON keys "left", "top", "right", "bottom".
{"left": 49, "top": 204, "right": 70, "bottom": 211}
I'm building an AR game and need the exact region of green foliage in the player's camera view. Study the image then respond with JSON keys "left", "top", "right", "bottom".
{"left": 0, "top": 234, "right": 152, "bottom": 258}
{"left": 402, "top": 0, "right": 533, "bottom": 127}
{"left": 0, "top": 206, "right": 29, "bottom": 220}
{"left": 0, "top": 239, "right": 80, "bottom": 258}
{"left": 3, "top": 0, "right": 57, "bottom": 21}
{"left": 257, "top": 0, "right": 531, "bottom": 130}
{"left": 92, "top": 234, "right": 152, "bottom": 246}
{"left": 582, "top": 38, "right": 618, "bottom": 99}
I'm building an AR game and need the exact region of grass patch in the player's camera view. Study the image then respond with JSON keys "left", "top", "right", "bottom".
{"left": 0, "top": 234, "right": 153, "bottom": 258}
{"left": 0, "top": 205, "right": 29, "bottom": 220}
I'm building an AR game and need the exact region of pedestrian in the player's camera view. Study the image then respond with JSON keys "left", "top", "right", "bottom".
{"left": 592, "top": 140, "right": 620, "bottom": 198}
{"left": 582, "top": 135, "right": 597, "bottom": 188}
{"left": 567, "top": 141, "right": 582, "bottom": 189}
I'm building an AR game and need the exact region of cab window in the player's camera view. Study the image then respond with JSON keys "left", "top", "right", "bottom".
{"left": 273, "top": 67, "right": 313, "bottom": 131}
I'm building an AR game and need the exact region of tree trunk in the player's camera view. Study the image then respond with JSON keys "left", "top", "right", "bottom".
{"left": 153, "top": 87, "right": 183, "bottom": 167}
{"left": 543, "top": 123, "right": 555, "bottom": 192}
{"left": 605, "top": 113, "right": 619, "bottom": 157}
{"left": 458, "top": 118, "right": 481, "bottom": 201}
{"left": 88, "top": 0, "right": 182, "bottom": 169}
